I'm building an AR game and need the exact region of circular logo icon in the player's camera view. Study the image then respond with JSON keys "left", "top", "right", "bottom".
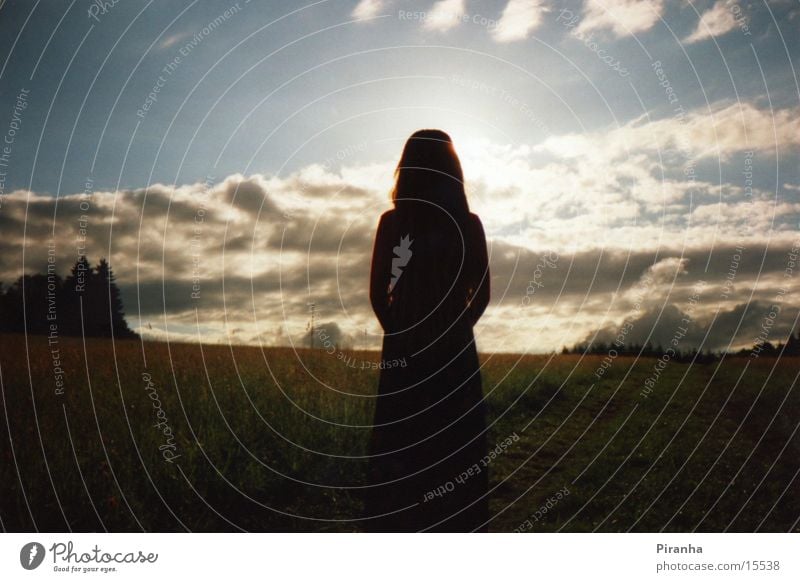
{"left": 20, "top": 542, "right": 45, "bottom": 570}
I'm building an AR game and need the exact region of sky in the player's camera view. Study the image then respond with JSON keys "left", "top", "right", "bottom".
{"left": 0, "top": 0, "right": 799, "bottom": 354}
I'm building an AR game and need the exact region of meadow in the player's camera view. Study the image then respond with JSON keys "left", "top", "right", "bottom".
{"left": 1, "top": 333, "right": 797, "bottom": 532}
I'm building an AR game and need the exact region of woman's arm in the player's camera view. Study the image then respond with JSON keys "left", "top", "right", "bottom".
{"left": 466, "top": 214, "right": 490, "bottom": 326}
{"left": 369, "top": 211, "right": 393, "bottom": 331}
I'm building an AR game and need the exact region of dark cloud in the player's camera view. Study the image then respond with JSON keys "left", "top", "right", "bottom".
{"left": 582, "top": 300, "right": 798, "bottom": 353}
{"left": 268, "top": 213, "right": 372, "bottom": 254}
{"left": 220, "top": 176, "right": 279, "bottom": 215}
{"left": 1, "top": 174, "right": 798, "bottom": 351}
{"left": 489, "top": 241, "right": 799, "bottom": 305}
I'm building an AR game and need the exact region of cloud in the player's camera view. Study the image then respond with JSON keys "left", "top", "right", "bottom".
{"left": 423, "top": 0, "right": 466, "bottom": 32}
{"left": 492, "top": 0, "right": 547, "bottom": 42}
{"left": 644, "top": 256, "right": 689, "bottom": 284}
{"left": 352, "top": 0, "right": 386, "bottom": 20}
{"left": 0, "top": 167, "right": 389, "bottom": 346}
{"left": 135, "top": 324, "right": 206, "bottom": 344}
{"left": 219, "top": 174, "right": 280, "bottom": 215}
{"left": 685, "top": 0, "right": 740, "bottom": 44}
{"left": 157, "top": 32, "right": 191, "bottom": 50}
{"left": 577, "top": 0, "right": 665, "bottom": 37}
{"left": 1, "top": 128, "right": 798, "bottom": 354}
{"left": 535, "top": 101, "right": 800, "bottom": 163}
{"left": 582, "top": 299, "right": 797, "bottom": 353}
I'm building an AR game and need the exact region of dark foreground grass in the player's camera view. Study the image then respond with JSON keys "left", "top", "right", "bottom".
{"left": 1, "top": 333, "right": 797, "bottom": 532}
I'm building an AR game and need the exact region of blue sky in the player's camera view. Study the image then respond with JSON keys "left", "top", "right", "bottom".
{"left": 1, "top": 0, "right": 797, "bottom": 194}
{"left": 1, "top": 0, "right": 799, "bottom": 353}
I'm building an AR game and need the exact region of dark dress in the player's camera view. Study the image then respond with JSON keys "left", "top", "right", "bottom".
{"left": 364, "top": 204, "right": 491, "bottom": 532}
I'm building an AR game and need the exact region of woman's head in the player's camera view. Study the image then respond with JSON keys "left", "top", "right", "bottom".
{"left": 391, "top": 129, "right": 469, "bottom": 216}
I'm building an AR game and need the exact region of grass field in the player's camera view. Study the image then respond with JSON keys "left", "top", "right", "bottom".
{"left": 1, "top": 333, "right": 798, "bottom": 532}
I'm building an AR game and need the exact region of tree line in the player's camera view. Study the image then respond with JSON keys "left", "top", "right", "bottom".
{"left": 563, "top": 330, "right": 800, "bottom": 361}
{"left": 0, "top": 256, "right": 137, "bottom": 338}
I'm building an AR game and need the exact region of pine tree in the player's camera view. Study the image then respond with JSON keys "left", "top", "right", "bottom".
{"left": 62, "top": 256, "right": 92, "bottom": 335}
{"left": 785, "top": 327, "right": 799, "bottom": 356}
{"left": 0, "top": 281, "right": 8, "bottom": 333}
{"left": 105, "top": 259, "right": 137, "bottom": 338}
{"left": 0, "top": 255, "right": 141, "bottom": 339}
{"left": 94, "top": 258, "right": 137, "bottom": 338}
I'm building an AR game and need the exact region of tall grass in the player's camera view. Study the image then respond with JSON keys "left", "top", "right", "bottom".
{"left": 1, "top": 335, "right": 797, "bottom": 531}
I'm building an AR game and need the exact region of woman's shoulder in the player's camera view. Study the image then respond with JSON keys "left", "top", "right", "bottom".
{"left": 378, "top": 208, "right": 396, "bottom": 227}
{"left": 466, "top": 213, "right": 486, "bottom": 243}
{"left": 381, "top": 208, "right": 480, "bottom": 224}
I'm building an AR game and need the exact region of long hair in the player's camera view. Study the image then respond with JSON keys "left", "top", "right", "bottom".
{"left": 391, "top": 129, "right": 469, "bottom": 219}
{"left": 386, "top": 129, "right": 474, "bottom": 342}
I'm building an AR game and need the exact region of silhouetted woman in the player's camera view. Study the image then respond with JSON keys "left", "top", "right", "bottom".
{"left": 365, "top": 129, "right": 490, "bottom": 532}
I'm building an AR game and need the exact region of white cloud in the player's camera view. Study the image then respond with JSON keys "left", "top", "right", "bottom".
{"left": 685, "top": 0, "right": 740, "bottom": 44}
{"left": 423, "top": 0, "right": 466, "bottom": 32}
{"left": 158, "top": 32, "right": 190, "bottom": 50}
{"left": 691, "top": 199, "right": 800, "bottom": 229}
{"left": 647, "top": 256, "right": 689, "bottom": 285}
{"left": 2, "top": 127, "right": 799, "bottom": 353}
{"left": 352, "top": 0, "right": 386, "bottom": 20}
{"left": 492, "top": 0, "right": 548, "bottom": 43}
{"left": 577, "top": 0, "right": 665, "bottom": 37}
{"left": 536, "top": 101, "right": 800, "bottom": 163}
